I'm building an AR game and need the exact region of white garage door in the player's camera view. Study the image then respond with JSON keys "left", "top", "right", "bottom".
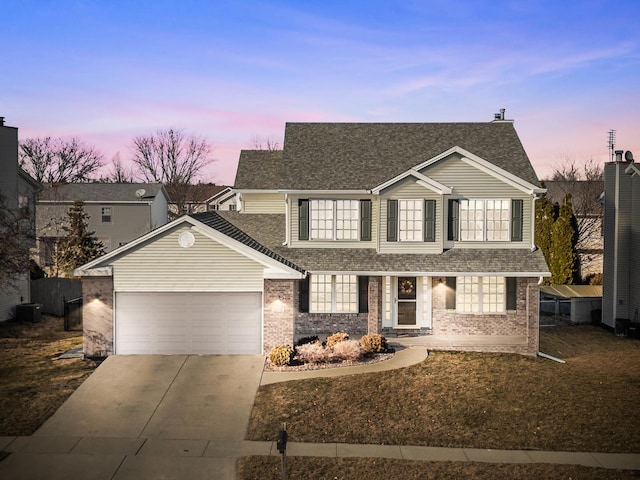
{"left": 115, "top": 292, "right": 262, "bottom": 355}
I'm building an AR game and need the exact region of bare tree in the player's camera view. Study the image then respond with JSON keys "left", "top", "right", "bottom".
{"left": 0, "top": 191, "right": 32, "bottom": 287}
{"left": 544, "top": 157, "right": 604, "bottom": 279}
{"left": 19, "top": 137, "right": 104, "bottom": 183}
{"left": 250, "top": 134, "right": 281, "bottom": 151}
{"left": 100, "top": 153, "right": 135, "bottom": 183}
{"left": 130, "top": 128, "right": 213, "bottom": 217}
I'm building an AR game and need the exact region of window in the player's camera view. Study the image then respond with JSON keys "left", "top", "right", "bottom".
{"left": 310, "top": 274, "right": 358, "bottom": 313}
{"left": 101, "top": 207, "right": 112, "bottom": 223}
{"left": 229, "top": 204, "right": 237, "bottom": 211}
{"left": 458, "top": 199, "right": 510, "bottom": 241}
{"left": 18, "top": 195, "right": 29, "bottom": 216}
{"left": 309, "top": 199, "right": 358, "bottom": 240}
{"left": 398, "top": 199, "right": 423, "bottom": 241}
{"left": 456, "top": 277, "right": 505, "bottom": 313}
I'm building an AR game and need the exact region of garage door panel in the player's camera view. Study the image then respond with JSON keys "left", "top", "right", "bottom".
{"left": 115, "top": 292, "right": 262, "bottom": 355}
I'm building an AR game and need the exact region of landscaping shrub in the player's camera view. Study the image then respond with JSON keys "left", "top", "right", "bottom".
{"left": 296, "top": 342, "right": 331, "bottom": 364}
{"left": 296, "top": 335, "right": 320, "bottom": 347}
{"left": 326, "top": 332, "right": 349, "bottom": 348}
{"left": 269, "top": 345, "right": 294, "bottom": 366}
{"left": 331, "top": 340, "right": 362, "bottom": 361}
{"left": 360, "top": 334, "right": 388, "bottom": 354}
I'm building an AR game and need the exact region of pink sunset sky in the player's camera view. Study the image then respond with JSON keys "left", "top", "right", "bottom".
{"left": 2, "top": 1, "right": 639, "bottom": 185}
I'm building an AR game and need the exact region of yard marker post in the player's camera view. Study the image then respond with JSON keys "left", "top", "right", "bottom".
{"left": 277, "top": 422, "right": 288, "bottom": 480}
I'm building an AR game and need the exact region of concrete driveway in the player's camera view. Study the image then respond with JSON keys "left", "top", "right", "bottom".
{"left": 0, "top": 355, "right": 266, "bottom": 479}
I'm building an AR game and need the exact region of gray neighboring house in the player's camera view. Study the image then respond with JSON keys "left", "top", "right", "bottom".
{"left": 602, "top": 151, "right": 640, "bottom": 333}
{"left": 75, "top": 113, "right": 551, "bottom": 357}
{"left": 0, "top": 118, "right": 40, "bottom": 320}
{"left": 36, "top": 183, "right": 169, "bottom": 271}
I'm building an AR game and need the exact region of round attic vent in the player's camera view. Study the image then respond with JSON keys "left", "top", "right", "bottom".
{"left": 178, "top": 231, "right": 195, "bottom": 248}
{"left": 135, "top": 189, "right": 146, "bottom": 198}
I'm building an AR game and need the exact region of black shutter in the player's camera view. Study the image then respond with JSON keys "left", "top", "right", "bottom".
{"left": 511, "top": 199, "right": 523, "bottom": 242}
{"left": 299, "top": 276, "right": 310, "bottom": 313}
{"left": 447, "top": 199, "right": 459, "bottom": 241}
{"left": 424, "top": 199, "right": 436, "bottom": 242}
{"left": 506, "top": 277, "right": 517, "bottom": 310}
{"left": 387, "top": 199, "right": 398, "bottom": 242}
{"left": 358, "top": 276, "right": 369, "bottom": 313}
{"left": 298, "top": 199, "right": 309, "bottom": 240}
{"left": 445, "top": 277, "right": 456, "bottom": 310}
{"left": 360, "top": 200, "right": 372, "bottom": 241}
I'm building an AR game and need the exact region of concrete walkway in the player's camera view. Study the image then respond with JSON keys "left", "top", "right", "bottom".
{"left": 0, "top": 347, "right": 638, "bottom": 479}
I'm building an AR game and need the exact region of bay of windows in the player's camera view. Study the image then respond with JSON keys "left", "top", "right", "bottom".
{"left": 456, "top": 276, "right": 505, "bottom": 313}
{"left": 459, "top": 199, "right": 510, "bottom": 241}
{"left": 310, "top": 274, "right": 358, "bottom": 313}
{"left": 310, "top": 199, "right": 359, "bottom": 240}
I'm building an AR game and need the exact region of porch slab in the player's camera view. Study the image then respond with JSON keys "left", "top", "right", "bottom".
{"left": 394, "top": 335, "right": 528, "bottom": 348}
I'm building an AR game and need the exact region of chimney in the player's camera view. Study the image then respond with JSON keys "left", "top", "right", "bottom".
{"left": 615, "top": 150, "right": 624, "bottom": 162}
{"left": 500, "top": 108, "right": 505, "bottom": 120}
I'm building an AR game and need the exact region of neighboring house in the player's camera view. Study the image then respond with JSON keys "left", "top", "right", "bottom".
{"left": 0, "top": 118, "right": 40, "bottom": 320}
{"left": 544, "top": 180, "right": 604, "bottom": 279}
{"left": 206, "top": 186, "right": 237, "bottom": 211}
{"left": 36, "top": 183, "right": 169, "bottom": 271}
{"left": 166, "top": 183, "right": 233, "bottom": 217}
{"left": 602, "top": 151, "right": 640, "bottom": 334}
{"left": 75, "top": 114, "right": 550, "bottom": 357}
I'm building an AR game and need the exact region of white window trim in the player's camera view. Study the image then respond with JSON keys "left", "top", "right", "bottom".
{"left": 310, "top": 274, "right": 358, "bottom": 313}
{"left": 101, "top": 206, "right": 113, "bottom": 224}
{"left": 459, "top": 199, "right": 510, "bottom": 242}
{"left": 398, "top": 198, "right": 423, "bottom": 242}
{"left": 310, "top": 199, "right": 360, "bottom": 241}
{"left": 456, "top": 276, "right": 506, "bottom": 314}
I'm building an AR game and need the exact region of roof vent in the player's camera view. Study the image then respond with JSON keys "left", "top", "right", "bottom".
{"left": 0, "top": 117, "right": 4, "bottom": 127}
{"left": 615, "top": 150, "right": 624, "bottom": 162}
{"left": 493, "top": 109, "right": 506, "bottom": 121}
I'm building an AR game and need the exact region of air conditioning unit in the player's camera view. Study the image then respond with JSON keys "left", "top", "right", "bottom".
{"left": 16, "top": 303, "right": 42, "bottom": 323}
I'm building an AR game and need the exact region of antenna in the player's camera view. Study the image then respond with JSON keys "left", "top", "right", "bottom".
{"left": 608, "top": 129, "right": 617, "bottom": 162}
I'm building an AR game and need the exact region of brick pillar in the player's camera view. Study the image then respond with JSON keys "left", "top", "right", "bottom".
{"left": 526, "top": 278, "right": 540, "bottom": 355}
{"left": 263, "top": 279, "right": 296, "bottom": 353}
{"left": 82, "top": 276, "right": 114, "bottom": 357}
{"left": 367, "top": 276, "right": 382, "bottom": 334}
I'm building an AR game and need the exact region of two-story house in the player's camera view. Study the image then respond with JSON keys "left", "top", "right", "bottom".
{"left": 166, "top": 183, "right": 234, "bottom": 218}
{"left": 0, "top": 118, "right": 40, "bottom": 321}
{"left": 74, "top": 115, "right": 549, "bottom": 357}
{"left": 36, "top": 183, "right": 169, "bottom": 273}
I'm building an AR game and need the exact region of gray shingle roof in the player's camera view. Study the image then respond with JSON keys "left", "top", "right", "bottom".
{"left": 38, "top": 183, "right": 166, "bottom": 202}
{"left": 258, "top": 122, "right": 538, "bottom": 190}
{"left": 216, "top": 212, "right": 549, "bottom": 275}
{"left": 234, "top": 150, "right": 284, "bottom": 189}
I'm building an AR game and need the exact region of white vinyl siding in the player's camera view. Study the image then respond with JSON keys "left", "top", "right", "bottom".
{"left": 242, "top": 193, "right": 285, "bottom": 214}
{"left": 113, "top": 227, "right": 264, "bottom": 291}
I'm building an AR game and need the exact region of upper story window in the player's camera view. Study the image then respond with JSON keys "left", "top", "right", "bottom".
{"left": 101, "top": 207, "right": 112, "bottom": 223}
{"left": 310, "top": 199, "right": 359, "bottom": 240}
{"left": 299, "top": 199, "right": 371, "bottom": 242}
{"left": 449, "top": 199, "right": 523, "bottom": 242}
{"left": 398, "top": 199, "right": 423, "bottom": 241}
{"left": 18, "top": 195, "right": 30, "bottom": 216}
{"left": 386, "top": 199, "right": 436, "bottom": 243}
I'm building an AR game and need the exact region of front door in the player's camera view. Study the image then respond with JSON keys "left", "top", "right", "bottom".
{"left": 397, "top": 276, "right": 417, "bottom": 326}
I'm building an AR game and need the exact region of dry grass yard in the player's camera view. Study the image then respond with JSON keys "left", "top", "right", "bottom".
{"left": 0, "top": 315, "right": 95, "bottom": 435}
{"left": 248, "top": 326, "right": 640, "bottom": 453}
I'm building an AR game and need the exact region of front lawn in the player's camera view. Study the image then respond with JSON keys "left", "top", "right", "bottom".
{"left": 247, "top": 326, "right": 640, "bottom": 453}
{"left": 0, "top": 316, "right": 96, "bottom": 435}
